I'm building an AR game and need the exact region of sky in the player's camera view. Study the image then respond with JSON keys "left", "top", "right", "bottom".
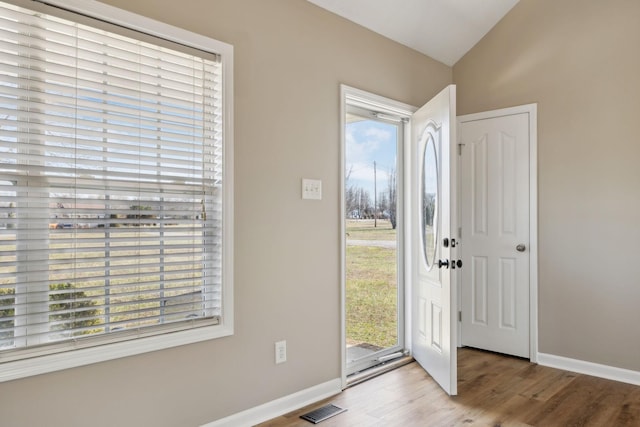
{"left": 345, "top": 119, "right": 398, "bottom": 198}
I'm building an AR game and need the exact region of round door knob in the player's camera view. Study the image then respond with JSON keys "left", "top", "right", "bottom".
{"left": 516, "top": 244, "right": 526, "bottom": 252}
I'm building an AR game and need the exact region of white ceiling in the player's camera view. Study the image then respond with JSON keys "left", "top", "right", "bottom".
{"left": 306, "top": 0, "right": 520, "bottom": 66}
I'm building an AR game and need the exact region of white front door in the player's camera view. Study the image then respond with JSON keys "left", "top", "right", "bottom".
{"left": 458, "top": 108, "right": 532, "bottom": 358}
{"left": 410, "top": 85, "right": 457, "bottom": 395}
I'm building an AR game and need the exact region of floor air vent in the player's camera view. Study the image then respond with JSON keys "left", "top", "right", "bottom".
{"left": 300, "top": 404, "right": 347, "bottom": 424}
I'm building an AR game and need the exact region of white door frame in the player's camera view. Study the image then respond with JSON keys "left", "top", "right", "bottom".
{"left": 456, "top": 103, "right": 538, "bottom": 362}
{"left": 340, "top": 85, "right": 416, "bottom": 388}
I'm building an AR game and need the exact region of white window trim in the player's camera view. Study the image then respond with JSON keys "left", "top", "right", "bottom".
{"left": 0, "top": 0, "right": 234, "bottom": 383}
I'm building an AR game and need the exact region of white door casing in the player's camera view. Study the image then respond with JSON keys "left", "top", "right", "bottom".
{"left": 458, "top": 106, "right": 537, "bottom": 359}
{"left": 340, "top": 85, "right": 417, "bottom": 387}
{"left": 410, "top": 85, "right": 457, "bottom": 395}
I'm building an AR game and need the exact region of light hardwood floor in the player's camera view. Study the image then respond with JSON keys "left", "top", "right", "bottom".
{"left": 258, "top": 348, "right": 640, "bottom": 426}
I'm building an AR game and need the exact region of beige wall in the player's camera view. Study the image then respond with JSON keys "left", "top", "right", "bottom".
{"left": 454, "top": 0, "right": 640, "bottom": 371}
{"left": 0, "top": 1, "right": 451, "bottom": 426}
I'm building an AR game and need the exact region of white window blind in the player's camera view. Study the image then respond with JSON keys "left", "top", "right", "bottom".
{"left": 0, "top": 1, "right": 224, "bottom": 360}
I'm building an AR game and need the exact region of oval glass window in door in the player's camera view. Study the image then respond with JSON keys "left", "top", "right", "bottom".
{"left": 421, "top": 134, "right": 438, "bottom": 269}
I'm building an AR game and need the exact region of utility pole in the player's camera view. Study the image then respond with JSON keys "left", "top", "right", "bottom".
{"left": 373, "top": 160, "right": 377, "bottom": 228}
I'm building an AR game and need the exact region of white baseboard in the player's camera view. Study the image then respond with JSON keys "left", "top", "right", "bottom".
{"left": 537, "top": 352, "right": 640, "bottom": 386}
{"left": 201, "top": 378, "right": 342, "bottom": 427}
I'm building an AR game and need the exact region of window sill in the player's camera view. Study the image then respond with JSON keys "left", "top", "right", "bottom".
{"left": 0, "top": 322, "right": 233, "bottom": 383}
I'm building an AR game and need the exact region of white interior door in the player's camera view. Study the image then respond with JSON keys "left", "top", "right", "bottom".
{"left": 410, "top": 85, "right": 457, "bottom": 395}
{"left": 458, "top": 110, "right": 531, "bottom": 358}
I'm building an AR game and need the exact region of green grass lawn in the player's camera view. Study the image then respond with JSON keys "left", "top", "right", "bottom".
{"left": 346, "top": 219, "right": 398, "bottom": 349}
{"left": 346, "top": 219, "right": 396, "bottom": 240}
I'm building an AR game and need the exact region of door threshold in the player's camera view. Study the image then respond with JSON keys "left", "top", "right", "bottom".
{"left": 346, "top": 355, "right": 414, "bottom": 388}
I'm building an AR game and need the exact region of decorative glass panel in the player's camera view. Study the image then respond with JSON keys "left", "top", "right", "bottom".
{"left": 422, "top": 135, "right": 438, "bottom": 269}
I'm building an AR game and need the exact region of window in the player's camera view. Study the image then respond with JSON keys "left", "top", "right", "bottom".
{"left": 0, "top": 0, "right": 233, "bottom": 381}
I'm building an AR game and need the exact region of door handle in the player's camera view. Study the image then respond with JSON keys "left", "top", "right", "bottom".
{"left": 438, "top": 259, "right": 462, "bottom": 269}
{"left": 516, "top": 244, "right": 526, "bottom": 252}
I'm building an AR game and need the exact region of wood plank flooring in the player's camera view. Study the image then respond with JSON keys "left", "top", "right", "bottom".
{"left": 257, "top": 348, "right": 640, "bottom": 426}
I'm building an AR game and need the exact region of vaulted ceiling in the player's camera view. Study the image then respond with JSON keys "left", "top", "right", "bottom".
{"left": 306, "top": 0, "right": 520, "bottom": 66}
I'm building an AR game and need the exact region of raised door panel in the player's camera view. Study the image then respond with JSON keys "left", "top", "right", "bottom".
{"left": 471, "top": 135, "right": 488, "bottom": 237}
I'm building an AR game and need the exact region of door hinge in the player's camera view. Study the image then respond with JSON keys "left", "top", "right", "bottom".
{"left": 457, "top": 143, "right": 465, "bottom": 155}
{"left": 458, "top": 311, "right": 462, "bottom": 322}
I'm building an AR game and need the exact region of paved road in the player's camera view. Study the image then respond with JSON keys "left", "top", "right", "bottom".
{"left": 346, "top": 239, "right": 396, "bottom": 249}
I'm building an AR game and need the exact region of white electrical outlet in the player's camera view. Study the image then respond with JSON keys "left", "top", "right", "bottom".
{"left": 275, "top": 340, "right": 287, "bottom": 364}
{"left": 302, "top": 178, "right": 322, "bottom": 200}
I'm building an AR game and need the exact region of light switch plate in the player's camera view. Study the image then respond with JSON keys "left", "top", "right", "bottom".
{"left": 302, "top": 179, "right": 322, "bottom": 200}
